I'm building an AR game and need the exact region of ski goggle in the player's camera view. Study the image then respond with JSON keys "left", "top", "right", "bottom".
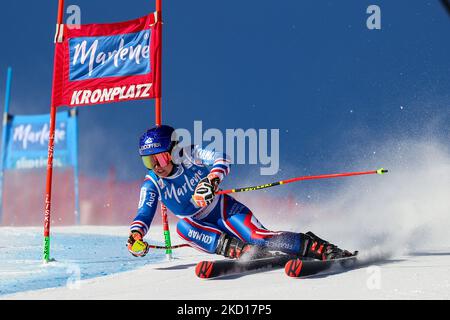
{"left": 142, "top": 152, "right": 172, "bottom": 170}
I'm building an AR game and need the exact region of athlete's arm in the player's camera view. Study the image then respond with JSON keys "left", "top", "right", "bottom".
{"left": 190, "top": 145, "right": 231, "bottom": 183}
{"left": 127, "top": 176, "right": 160, "bottom": 257}
{"left": 188, "top": 145, "right": 231, "bottom": 207}
{"left": 129, "top": 176, "right": 160, "bottom": 237}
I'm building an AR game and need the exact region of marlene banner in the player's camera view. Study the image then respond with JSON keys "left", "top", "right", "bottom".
{"left": 52, "top": 12, "right": 160, "bottom": 108}
{"left": 4, "top": 111, "right": 77, "bottom": 170}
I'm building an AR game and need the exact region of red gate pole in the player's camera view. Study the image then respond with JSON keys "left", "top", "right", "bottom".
{"left": 43, "top": 0, "right": 65, "bottom": 263}
{"left": 155, "top": 0, "right": 173, "bottom": 260}
{"left": 155, "top": 0, "right": 162, "bottom": 126}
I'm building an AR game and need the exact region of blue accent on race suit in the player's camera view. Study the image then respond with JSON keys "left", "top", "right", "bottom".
{"left": 130, "top": 145, "right": 302, "bottom": 255}
{"left": 176, "top": 195, "right": 302, "bottom": 255}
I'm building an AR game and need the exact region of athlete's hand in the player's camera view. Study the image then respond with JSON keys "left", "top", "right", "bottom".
{"left": 127, "top": 231, "right": 149, "bottom": 257}
{"left": 207, "top": 173, "right": 221, "bottom": 192}
{"left": 192, "top": 174, "right": 220, "bottom": 207}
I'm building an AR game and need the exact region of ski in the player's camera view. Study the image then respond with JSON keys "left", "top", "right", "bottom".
{"left": 195, "top": 254, "right": 295, "bottom": 279}
{"left": 284, "top": 254, "right": 359, "bottom": 278}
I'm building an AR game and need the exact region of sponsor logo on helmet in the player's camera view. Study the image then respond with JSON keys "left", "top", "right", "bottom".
{"left": 144, "top": 137, "right": 153, "bottom": 144}
{"left": 140, "top": 142, "right": 162, "bottom": 151}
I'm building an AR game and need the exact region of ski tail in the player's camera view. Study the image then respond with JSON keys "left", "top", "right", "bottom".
{"left": 285, "top": 259, "right": 304, "bottom": 277}
{"left": 284, "top": 253, "right": 359, "bottom": 278}
{"left": 195, "top": 261, "right": 214, "bottom": 279}
{"left": 195, "top": 254, "right": 295, "bottom": 279}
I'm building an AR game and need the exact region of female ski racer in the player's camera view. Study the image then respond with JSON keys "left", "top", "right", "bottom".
{"left": 127, "top": 125, "right": 355, "bottom": 260}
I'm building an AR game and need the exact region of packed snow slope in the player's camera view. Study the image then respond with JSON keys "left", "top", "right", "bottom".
{"left": 0, "top": 226, "right": 449, "bottom": 300}
{"left": 1, "top": 139, "right": 449, "bottom": 299}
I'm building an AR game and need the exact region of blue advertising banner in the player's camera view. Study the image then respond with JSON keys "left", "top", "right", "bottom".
{"left": 4, "top": 111, "right": 77, "bottom": 170}
{"left": 69, "top": 29, "right": 151, "bottom": 81}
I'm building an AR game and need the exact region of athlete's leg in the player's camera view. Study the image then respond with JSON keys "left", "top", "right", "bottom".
{"left": 184, "top": 195, "right": 355, "bottom": 260}
{"left": 209, "top": 195, "right": 307, "bottom": 256}
{"left": 177, "top": 216, "right": 251, "bottom": 258}
{"left": 176, "top": 217, "right": 224, "bottom": 253}
{"left": 215, "top": 195, "right": 356, "bottom": 259}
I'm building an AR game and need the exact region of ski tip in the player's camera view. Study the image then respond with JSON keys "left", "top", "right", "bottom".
{"left": 285, "top": 259, "right": 303, "bottom": 278}
{"left": 195, "top": 261, "right": 214, "bottom": 279}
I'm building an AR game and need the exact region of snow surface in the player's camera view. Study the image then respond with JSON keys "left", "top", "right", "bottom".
{"left": 1, "top": 226, "right": 449, "bottom": 300}
{"left": 2, "top": 140, "right": 449, "bottom": 300}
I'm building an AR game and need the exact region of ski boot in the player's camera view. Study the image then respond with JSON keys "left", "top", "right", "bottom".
{"left": 215, "top": 233, "right": 269, "bottom": 260}
{"left": 302, "top": 231, "right": 356, "bottom": 261}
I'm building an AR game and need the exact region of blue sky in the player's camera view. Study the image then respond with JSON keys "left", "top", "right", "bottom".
{"left": 0, "top": 0, "right": 449, "bottom": 195}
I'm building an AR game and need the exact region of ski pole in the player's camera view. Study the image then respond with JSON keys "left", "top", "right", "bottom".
{"left": 129, "top": 241, "right": 191, "bottom": 256}
{"left": 148, "top": 243, "right": 191, "bottom": 250}
{"left": 216, "top": 168, "right": 388, "bottom": 195}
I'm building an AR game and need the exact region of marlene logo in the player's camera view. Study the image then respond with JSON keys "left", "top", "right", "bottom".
{"left": 69, "top": 29, "right": 151, "bottom": 81}
{"left": 13, "top": 123, "right": 66, "bottom": 150}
